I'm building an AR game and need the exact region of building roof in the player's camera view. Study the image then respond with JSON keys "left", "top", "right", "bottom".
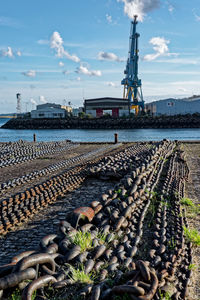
{"left": 85, "top": 97, "right": 128, "bottom": 103}
{"left": 146, "top": 96, "right": 200, "bottom": 106}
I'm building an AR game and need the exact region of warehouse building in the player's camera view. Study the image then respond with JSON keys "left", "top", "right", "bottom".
{"left": 31, "top": 103, "right": 72, "bottom": 119}
{"left": 145, "top": 96, "right": 200, "bottom": 116}
{"left": 84, "top": 97, "right": 129, "bottom": 117}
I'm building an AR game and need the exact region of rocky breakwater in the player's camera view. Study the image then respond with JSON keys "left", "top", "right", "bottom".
{"left": 2, "top": 114, "right": 200, "bottom": 129}
{"left": 0, "top": 140, "right": 195, "bottom": 300}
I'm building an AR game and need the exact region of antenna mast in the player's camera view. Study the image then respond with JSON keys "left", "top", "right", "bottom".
{"left": 16, "top": 93, "right": 22, "bottom": 114}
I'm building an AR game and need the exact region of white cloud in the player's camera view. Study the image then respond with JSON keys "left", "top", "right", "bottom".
{"left": 37, "top": 39, "right": 49, "bottom": 45}
{"left": 107, "top": 81, "right": 116, "bottom": 87}
{"left": 106, "top": 14, "right": 112, "bottom": 23}
{"left": 168, "top": 4, "right": 174, "bottom": 13}
{"left": 30, "top": 98, "right": 37, "bottom": 105}
{"left": 178, "top": 88, "right": 188, "bottom": 93}
{"left": 170, "top": 80, "right": 200, "bottom": 86}
{"left": 152, "top": 58, "right": 198, "bottom": 65}
{"left": 22, "top": 70, "right": 36, "bottom": 77}
{"left": 77, "top": 77, "right": 81, "bottom": 81}
{"left": 16, "top": 50, "right": 22, "bottom": 57}
{"left": 59, "top": 61, "right": 64, "bottom": 67}
{"left": 75, "top": 65, "right": 102, "bottom": 77}
{"left": 39, "top": 95, "right": 47, "bottom": 103}
{"left": 50, "top": 31, "right": 80, "bottom": 63}
{"left": 117, "top": 0, "right": 160, "bottom": 21}
{"left": 0, "top": 47, "right": 22, "bottom": 58}
{"left": 143, "top": 37, "right": 178, "bottom": 61}
{"left": 193, "top": 9, "right": 200, "bottom": 22}
{"left": 98, "top": 51, "right": 123, "bottom": 62}
{"left": 195, "top": 14, "right": 200, "bottom": 22}
{"left": 1, "top": 47, "right": 14, "bottom": 58}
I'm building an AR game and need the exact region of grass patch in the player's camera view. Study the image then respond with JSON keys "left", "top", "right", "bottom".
{"left": 97, "top": 230, "right": 107, "bottom": 244}
{"left": 180, "top": 197, "right": 195, "bottom": 207}
{"left": 158, "top": 290, "right": 172, "bottom": 300}
{"left": 68, "top": 264, "right": 94, "bottom": 284}
{"left": 181, "top": 197, "right": 200, "bottom": 218}
{"left": 9, "top": 289, "right": 36, "bottom": 300}
{"left": 72, "top": 231, "right": 93, "bottom": 252}
{"left": 148, "top": 191, "right": 158, "bottom": 227}
{"left": 115, "top": 189, "right": 122, "bottom": 195}
{"left": 168, "top": 236, "right": 176, "bottom": 250}
{"left": 183, "top": 226, "right": 200, "bottom": 247}
{"left": 188, "top": 263, "right": 197, "bottom": 270}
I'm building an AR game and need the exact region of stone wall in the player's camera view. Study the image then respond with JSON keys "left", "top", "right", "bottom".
{"left": 2, "top": 114, "right": 200, "bottom": 129}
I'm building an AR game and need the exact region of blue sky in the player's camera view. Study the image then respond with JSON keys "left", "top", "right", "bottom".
{"left": 0, "top": 0, "right": 200, "bottom": 113}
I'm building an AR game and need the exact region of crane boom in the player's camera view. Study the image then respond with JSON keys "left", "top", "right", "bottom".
{"left": 121, "top": 15, "right": 144, "bottom": 114}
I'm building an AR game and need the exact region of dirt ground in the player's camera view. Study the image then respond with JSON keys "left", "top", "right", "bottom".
{"left": 181, "top": 143, "right": 200, "bottom": 300}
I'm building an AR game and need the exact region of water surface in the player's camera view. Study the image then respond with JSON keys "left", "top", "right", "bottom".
{"left": 0, "top": 118, "right": 200, "bottom": 142}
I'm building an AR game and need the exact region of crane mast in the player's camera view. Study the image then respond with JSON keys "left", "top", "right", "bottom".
{"left": 121, "top": 15, "right": 144, "bottom": 115}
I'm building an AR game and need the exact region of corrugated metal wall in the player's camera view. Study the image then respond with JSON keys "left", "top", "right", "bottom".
{"left": 153, "top": 99, "right": 200, "bottom": 115}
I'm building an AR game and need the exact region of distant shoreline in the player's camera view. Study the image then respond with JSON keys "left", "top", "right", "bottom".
{"left": 2, "top": 115, "right": 200, "bottom": 129}
{"left": 0, "top": 116, "right": 15, "bottom": 119}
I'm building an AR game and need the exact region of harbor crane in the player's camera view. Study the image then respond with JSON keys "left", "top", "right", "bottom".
{"left": 121, "top": 15, "right": 144, "bottom": 115}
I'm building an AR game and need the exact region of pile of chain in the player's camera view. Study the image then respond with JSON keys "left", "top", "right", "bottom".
{"left": 0, "top": 140, "right": 192, "bottom": 300}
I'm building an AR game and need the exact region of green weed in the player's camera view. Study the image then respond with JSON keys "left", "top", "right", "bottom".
{"left": 183, "top": 226, "right": 200, "bottom": 246}
{"left": 161, "top": 200, "right": 171, "bottom": 209}
{"left": 158, "top": 290, "right": 172, "bottom": 300}
{"left": 180, "top": 198, "right": 195, "bottom": 207}
{"left": 181, "top": 198, "right": 200, "bottom": 218}
{"left": 168, "top": 236, "right": 176, "bottom": 250}
{"left": 148, "top": 191, "right": 158, "bottom": 227}
{"left": 69, "top": 264, "right": 94, "bottom": 284}
{"left": 188, "top": 263, "right": 197, "bottom": 270}
{"left": 115, "top": 189, "right": 122, "bottom": 194}
{"left": 72, "top": 231, "right": 93, "bottom": 252}
{"left": 9, "top": 289, "right": 21, "bottom": 300}
{"left": 97, "top": 230, "right": 107, "bottom": 244}
{"left": 9, "top": 289, "right": 36, "bottom": 300}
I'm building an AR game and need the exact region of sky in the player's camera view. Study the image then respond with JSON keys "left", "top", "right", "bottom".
{"left": 1, "top": 0, "right": 200, "bottom": 113}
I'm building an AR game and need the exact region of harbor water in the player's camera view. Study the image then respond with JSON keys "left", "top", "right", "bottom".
{"left": 1, "top": 118, "right": 200, "bottom": 142}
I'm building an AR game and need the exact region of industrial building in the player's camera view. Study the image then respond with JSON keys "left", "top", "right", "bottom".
{"left": 84, "top": 97, "right": 129, "bottom": 117}
{"left": 31, "top": 103, "right": 72, "bottom": 119}
{"left": 145, "top": 96, "right": 200, "bottom": 116}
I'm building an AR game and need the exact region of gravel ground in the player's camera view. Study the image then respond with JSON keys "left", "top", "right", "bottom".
{"left": 181, "top": 143, "right": 200, "bottom": 300}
